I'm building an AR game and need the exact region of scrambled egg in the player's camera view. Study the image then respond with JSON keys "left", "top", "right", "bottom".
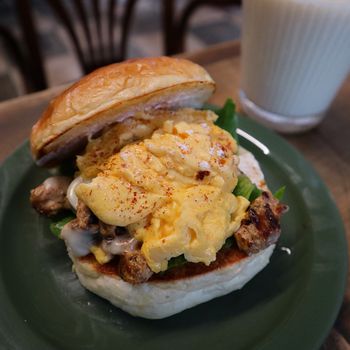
{"left": 76, "top": 109, "right": 249, "bottom": 273}
{"left": 77, "top": 109, "right": 218, "bottom": 179}
{"left": 90, "top": 245, "right": 111, "bottom": 264}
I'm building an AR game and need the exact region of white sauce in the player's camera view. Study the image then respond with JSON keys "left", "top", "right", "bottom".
{"left": 176, "top": 142, "right": 189, "bottom": 152}
{"left": 216, "top": 149, "right": 225, "bottom": 157}
{"left": 43, "top": 176, "right": 70, "bottom": 190}
{"left": 199, "top": 161, "right": 210, "bottom": 170}
{"left": 102, "top": 235, "right": 138, "bottom": 255}
{"left": 67, "top": 176, "right": 88, "bottom": 210}
{"left": 61, "top": 222, "right": 95, "bottom": 257}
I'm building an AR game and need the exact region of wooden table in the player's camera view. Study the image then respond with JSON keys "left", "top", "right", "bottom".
{"left": 0, "top": 40, "right": 349, "bottom": 349}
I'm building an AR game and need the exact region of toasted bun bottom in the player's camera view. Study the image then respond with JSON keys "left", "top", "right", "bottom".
{"left": 70, "top": 245, "right": 274, "bottom": 319}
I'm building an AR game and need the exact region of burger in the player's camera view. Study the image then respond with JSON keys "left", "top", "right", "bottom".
{"left": 29, "top": 57, "right": 287, "bottom": 319}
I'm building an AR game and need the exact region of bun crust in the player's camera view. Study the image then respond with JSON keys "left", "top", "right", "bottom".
{"left": 30, "top": 57, "right": 215, "bottom": 166}
{"left": 71, "top": 245, "right": 275, "bottom": 319}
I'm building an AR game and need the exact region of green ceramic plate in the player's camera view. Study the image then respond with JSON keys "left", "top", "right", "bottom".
{"left": 0, "top": 116, "right": 347, "bottom": 350}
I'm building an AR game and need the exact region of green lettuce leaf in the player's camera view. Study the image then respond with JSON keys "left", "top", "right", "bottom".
{"left": 50, "top": 215, "right": 75, "bottom": 237}
{"left": 206, "top": 98, "right": 238, "bottom": 142}
{"left": 222, "top": 236, "right": 235, "bottom": 250}
{"left": 167, "top": 255, "right": 187, "bottom": 270}
{"left": 249, "top": 185, "right": 263, "bottom": 201}
{"left": 233, "top": 175, "right": 262, "bottom": 201}
{"left": 274, "top": 186, "right": 286, "bottom": 200}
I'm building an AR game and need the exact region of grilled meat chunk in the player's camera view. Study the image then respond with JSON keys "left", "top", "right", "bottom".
{"left": 99, "top": 221, "right": 117, "bottom": 239}
{"left": 71, "top": 200, "right": 98, "bottom": 232}
{"left": 119, "top": 251, "right": 153, "bottom": 284}
{"left": 76, "top": 200, "right": 95, "bottom": 229}
{"left": 30, "top": 176, "right": 71, "bottom": 216}
{"left": 234, "top": 191, "right": 288, "bottom": 255}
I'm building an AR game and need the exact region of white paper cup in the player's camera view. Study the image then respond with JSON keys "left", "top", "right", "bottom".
{"left": 240, "top": 0, "right": 350, "bottom": 133}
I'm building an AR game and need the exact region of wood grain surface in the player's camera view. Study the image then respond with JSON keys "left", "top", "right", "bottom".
{"left": 0, "top": 40, "right": 348, "bottom": 349}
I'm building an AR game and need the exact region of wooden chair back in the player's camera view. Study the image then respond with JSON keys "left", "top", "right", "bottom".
{"left": 46, "top": 0, "right": 138, "bottom": 74}
{"left": 0, "top": 0, "right": 138, "bottom": 96}
{"left": 163, "top": 0, "right": 242, "bottom": 55}
{"left": 0, "top": 0, "right": 47, "bottom": 94}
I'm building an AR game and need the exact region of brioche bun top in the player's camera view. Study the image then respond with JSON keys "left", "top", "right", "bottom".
{"left": 30, "top": 57, "right": 215, "bottom": 166}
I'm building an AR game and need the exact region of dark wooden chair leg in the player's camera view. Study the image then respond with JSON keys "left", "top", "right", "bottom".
{"left": 42, "top": 0, "right": 139, "bottom": 73}
{"left": 162, "top": 0, "right": 176, "bottom": 55}
{"left": 0, "top": 25, "right": 31, "bottom": 92}
{"left": 15, "top": 0, "right": 47, "bottom": 91}
{"left": 0, "top": 0, "right": 139, "bottom": 96}
{"left": 120, "top": 0, "right": 138, "bottom": 61}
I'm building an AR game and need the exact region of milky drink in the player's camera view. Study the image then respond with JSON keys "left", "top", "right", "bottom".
{"left": 240, "top": 0, "right": 350, "bottom": 132}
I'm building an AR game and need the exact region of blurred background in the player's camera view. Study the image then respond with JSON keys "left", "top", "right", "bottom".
{"left": 0, "top": 0, "right": 242, "bottom": 101}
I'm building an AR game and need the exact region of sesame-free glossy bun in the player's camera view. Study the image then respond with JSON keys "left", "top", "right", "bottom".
{"left": 30, "top": 57, "right": 215, "bottom": 166}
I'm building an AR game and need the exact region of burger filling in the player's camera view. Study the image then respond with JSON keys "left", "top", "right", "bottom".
{"left": 30, "top": 106, "right": 287, "bottom": 284}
